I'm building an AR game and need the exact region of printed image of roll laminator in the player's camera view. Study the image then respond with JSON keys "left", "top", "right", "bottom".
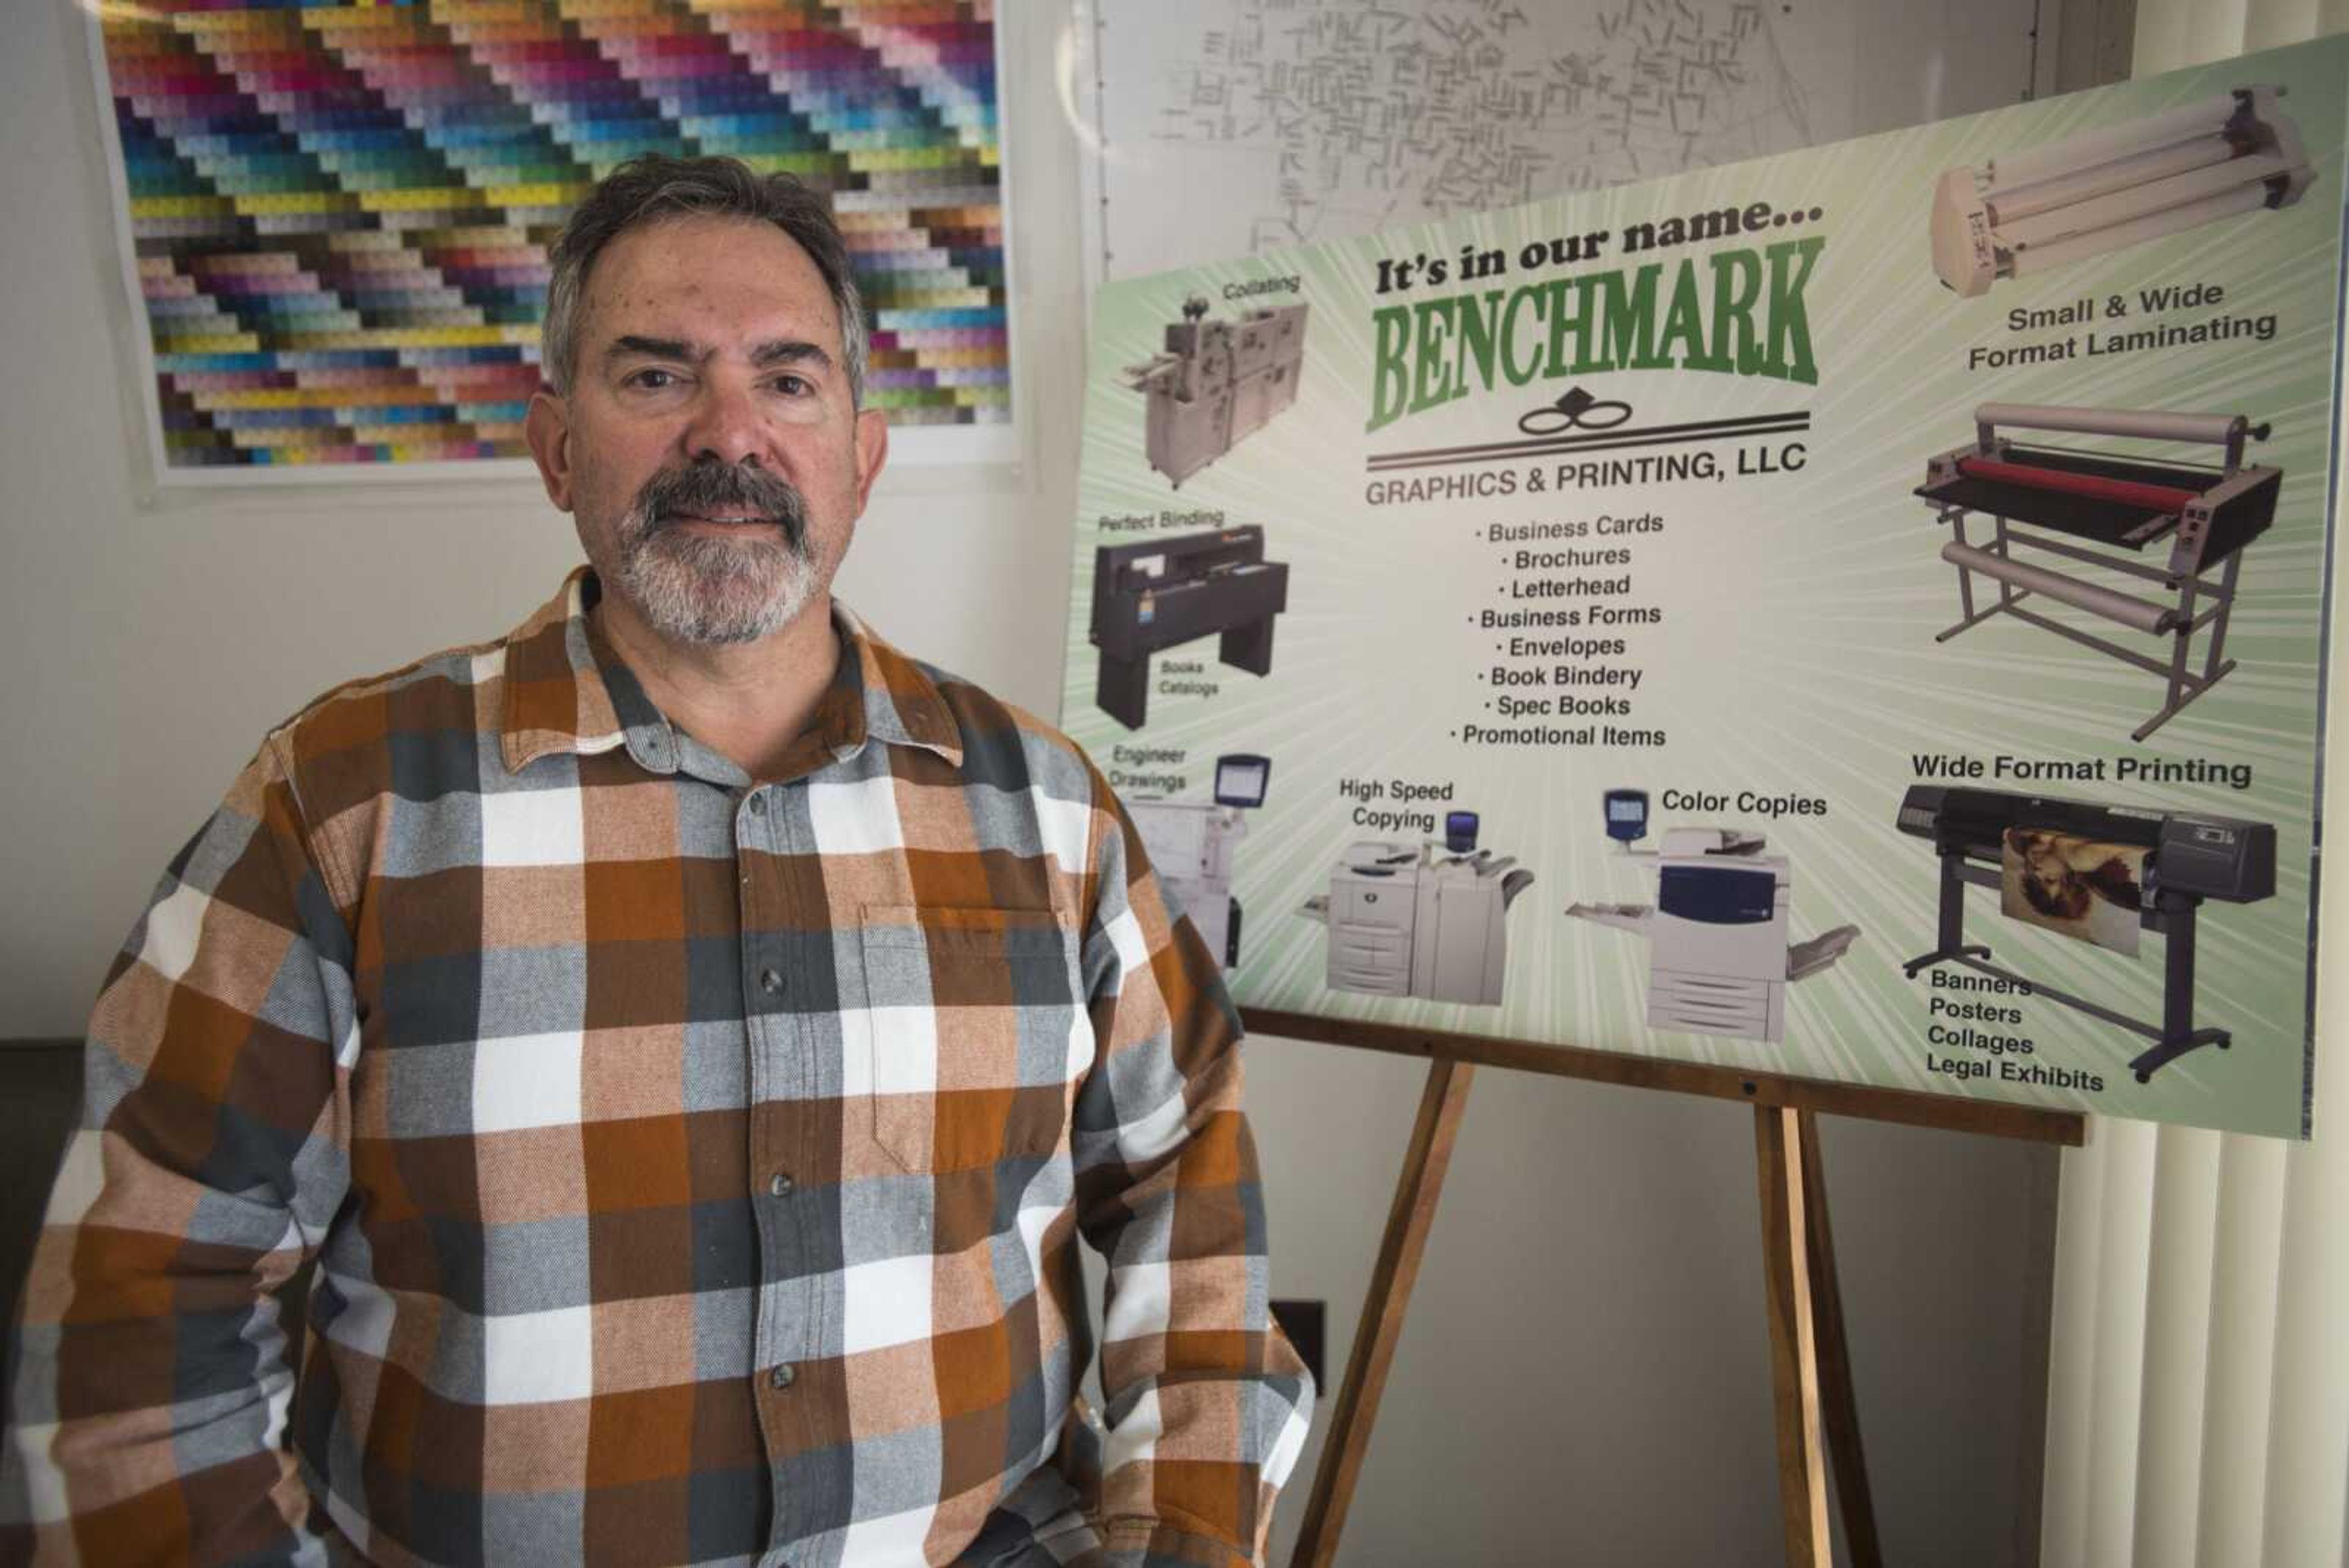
{"left": 1566, "top": 789, "right": 1859, "bottom": 1045}
{"left": 1089, "top": 526, "right": 1289, "bottom": 730}
{"left": 1896, "top": 784, "right": 2276, "bottom": 1082}
{"left": 1916, "top": 403, "right": 2280, "bottom": 740}
{"left": 1300, "top": 812, "right": 1535, "bottom": 1006}
{"left": 1930, "top": 86, "right": 2312, "bottom": 297}
{"left": 1124, "top": 753, "right": 1271, "bottom": 970}
{"left": 1123, "top": 295, "right": 1308, "bottom": 488}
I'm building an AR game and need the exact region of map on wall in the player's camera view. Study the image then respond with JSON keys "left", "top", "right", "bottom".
{"left": 88, "top": 1, "right": 1012, "bottom": 478}
{"left": 1077, "top": 0, "right": 2038, "bottom": 284}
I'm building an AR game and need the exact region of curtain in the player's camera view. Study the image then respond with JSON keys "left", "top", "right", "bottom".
{"left": 2039, "top": 10, "right": 2349, "bottom": 1564}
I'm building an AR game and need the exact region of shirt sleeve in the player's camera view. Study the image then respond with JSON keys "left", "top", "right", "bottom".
{"left": 1, "top": 735, "right": 355, "bottom": 1566}
{"left": 1067, "top": 768, "right": 1315, "bottom": 1567}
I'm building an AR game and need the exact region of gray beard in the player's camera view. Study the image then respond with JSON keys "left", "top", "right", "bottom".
{"left": 614, "top": 521, "right": 815, "bottom": 646}
{"left": 609, "top": 464, "right": 817, "bottom": 646}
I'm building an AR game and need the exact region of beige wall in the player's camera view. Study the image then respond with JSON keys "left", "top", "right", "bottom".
{"left": 1, "top": 4, "right": 2058, "bottom": 1561}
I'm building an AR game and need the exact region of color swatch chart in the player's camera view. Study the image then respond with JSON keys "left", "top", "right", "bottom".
{"left": 97, "top": 1, "right": 1008, "bottom": 469}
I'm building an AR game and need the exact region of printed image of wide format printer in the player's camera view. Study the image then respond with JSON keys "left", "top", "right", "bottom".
{"left": 1896, "top": 784, "right": 2276, "bottom": 1082}
{"left": 1929, "top": 86, "right": 2312, "bottom": 297}
{"left": 1123, "top": 295, "right": 1307, "bottom": 488}
{"left": 1917, "top": 403, "right": 2280, "bottom": 741}
{"left": 1124, "top": 754, "right": 1271, "bottom": 970}
{"left": 1565, "top": 789, "right": 1860, "bottom": 1044}
{"left": 1301, "top": 813, "right": 1534, "bottom": 1006}
{"left": 1089, "top": 525, "right": 1289, "bottom": 730}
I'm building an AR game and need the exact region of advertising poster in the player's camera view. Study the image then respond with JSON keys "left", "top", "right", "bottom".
{"left": 89, "top": 1, "right": 1011, "bottom": 477}
{"left": 1058, "top": 39, "right": 2349, "bottom": 1139}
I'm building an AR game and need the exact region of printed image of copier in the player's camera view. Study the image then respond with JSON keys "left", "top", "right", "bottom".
{"left": 1124, "top": 754, "right": 1271, "bottom": 970}
{"left": 1089, "top": 526, "right": 1289, "bottom": 730}
{"left": 1300, "top": 812, "right": 1535, "bottom": 1006}
{"left": 1565, "top": 790, "right": 1861, "bottom": 1044}
{"left": 1122, "top": 295, "right": 1307, "bottom": 489}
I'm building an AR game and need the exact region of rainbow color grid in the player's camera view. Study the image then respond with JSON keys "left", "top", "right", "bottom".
{"left": 94, "top": 0, "right": 1008, "bottom": 471}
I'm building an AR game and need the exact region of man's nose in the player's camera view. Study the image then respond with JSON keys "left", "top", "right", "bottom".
{"left": 681, "top": 374, "right": 768, "bottom": 467}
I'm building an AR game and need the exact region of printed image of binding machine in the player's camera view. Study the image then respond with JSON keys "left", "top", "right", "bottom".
{"left": 1121, "top": 295, "right": 1307, "bottom": 489}
{"left": 1299, "top": 812, "right": 1535, "bottom": 1006}
{"left": 1916, "top": 403, "right": 2280, "bottom": 741}
{"left": 1089, "top": 526, "right": 1289, "bottom": 730}
{"left": 1124, "top": 754, "right": 1272, "bottom": 970}
{"left": 1929, "top": 86, "right": 2312, "bottom": 297}
{"left": 1896, "top": 785, "right": 2276, "bottom": 1082}
{"left": 1565, "top": 789, "right": 1860, "bottom": 1046}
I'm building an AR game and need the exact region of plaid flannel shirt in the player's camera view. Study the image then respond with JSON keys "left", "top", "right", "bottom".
{"left": 2, "top": 572, "right": 1312, "bottom": 1568}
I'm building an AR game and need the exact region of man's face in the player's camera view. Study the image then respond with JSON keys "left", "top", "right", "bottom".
{"left": 525, "top": 213, "right": 888, "bottom": 647}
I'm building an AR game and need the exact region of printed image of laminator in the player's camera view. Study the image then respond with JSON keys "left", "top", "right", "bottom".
{"left": 1123, "top": 295, "right": 1307, "bottom": 488}
{"left": 1089, "top": 526, "right": 1289, "bottom": 730}
{"left": 1301, "top": 812, "right": 1535, "bottom": 1006}
{"left": 1897, "top": 784, "right": 2276, "bottom": 1082}
{"left": 1566, "top": 789, "right": 1860, "bottom": 1045}
{"left": 1930, "top": 86, "right": 2312, "bottom": 297}
{"left": 1125, "top": 754, "right": 1271, "bottom": 970}
{"left": 1917, "top": 403, "right": 2280, "bottom": 740}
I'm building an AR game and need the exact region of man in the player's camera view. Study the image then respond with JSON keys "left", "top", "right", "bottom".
{"left": 2, "top": 156, "right": 1311, "bottom": 1567}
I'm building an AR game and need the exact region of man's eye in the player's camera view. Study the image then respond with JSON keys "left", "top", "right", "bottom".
{"left": 626, "top": 368, "right": 680, "bottom": 390}
{"left": 771, "top": 374, "right": 812, "bottom": 396}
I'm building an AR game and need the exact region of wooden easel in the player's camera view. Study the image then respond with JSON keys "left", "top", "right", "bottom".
{"left": 1244, "top": 1007, "right": 2087, "bottom": 1568}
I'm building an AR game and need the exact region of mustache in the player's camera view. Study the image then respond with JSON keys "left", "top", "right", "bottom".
{"left": 633, "top": 461, "right": 809, "bottom": 548}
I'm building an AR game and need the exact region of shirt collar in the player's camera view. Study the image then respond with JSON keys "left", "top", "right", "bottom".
{"left": 498, "top": 568, "right": 964, "bottom": 777}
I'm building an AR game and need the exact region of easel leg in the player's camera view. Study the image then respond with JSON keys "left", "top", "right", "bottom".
{"left": 1756, "top": 1104, "right": 1830, "bottom": 1567}
{"left": 1797, "top": 1112, "right": 1883, "bottom": 1568}
{"left": 1290, "top": 1059, "right": 1475, "bottom": 1568}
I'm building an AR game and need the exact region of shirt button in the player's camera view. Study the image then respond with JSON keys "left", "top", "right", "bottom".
{"left": 770, "top": 1363, "right": 796, "bottom": 1389}
{"left": 759, "top": 967, "right": 784, "bottom": 995}
{"left": 768, "top": 1172, "right": 793, "bottom": 1197}
{"left": 748, "top": 792, "right": 767, "bottom": 816}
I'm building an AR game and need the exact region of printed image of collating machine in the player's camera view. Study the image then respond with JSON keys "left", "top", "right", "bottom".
{"left": 1897, "top": 784, "right": 2276, "bottom": 1082}
{"left": 1122, "top": 295, "right": 1308, "bottom": 489}
{"left": 1916, "top": 403, "right": 2280, "bottom": 740}
{"left": 1089, "top": 526, "right": 1289, "bottom": 730}
{"left": 1929, "top": 86, "right": 2312, "bottom": 297}
{"left": 1566, "top": 789, "right": 1860, "bottom": 1045}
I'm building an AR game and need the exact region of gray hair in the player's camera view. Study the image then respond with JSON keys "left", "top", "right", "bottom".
{"left": 540, "top": 155, "right": 868, "bottom": 404}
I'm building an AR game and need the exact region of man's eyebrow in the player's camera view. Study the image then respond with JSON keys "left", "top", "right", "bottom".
{"left": 752, "top": 340, "right": 833, "bottom": 370}
{"left": 605, "top": 334, "right": 701, "bottom": 364}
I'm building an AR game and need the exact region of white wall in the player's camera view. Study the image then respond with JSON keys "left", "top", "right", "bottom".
{"left": 0, "top": 3, "right": 2057, "bottom": 1561}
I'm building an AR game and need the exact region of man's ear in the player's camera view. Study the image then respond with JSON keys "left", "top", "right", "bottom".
{"left": 851, "top": 407, "right": 889, "bottom": 513}
{"left": 524, "top": 388, "right": 575, "bottom": 511}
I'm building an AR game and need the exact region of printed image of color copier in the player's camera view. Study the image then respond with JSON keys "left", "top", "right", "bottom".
{"left": 1123, "top": 754, "right": 1271, "bottom": 970}
{"left": 1300, "top": 812, "right": 1535, "bottom": 1006}
{"left": 1566, "top": 790, "right": 1861, "bottom": 1044}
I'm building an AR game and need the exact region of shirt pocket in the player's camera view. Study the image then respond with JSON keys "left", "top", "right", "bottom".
{"left": 855, "top": 904, "right": 1094, "bottom": 1173}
